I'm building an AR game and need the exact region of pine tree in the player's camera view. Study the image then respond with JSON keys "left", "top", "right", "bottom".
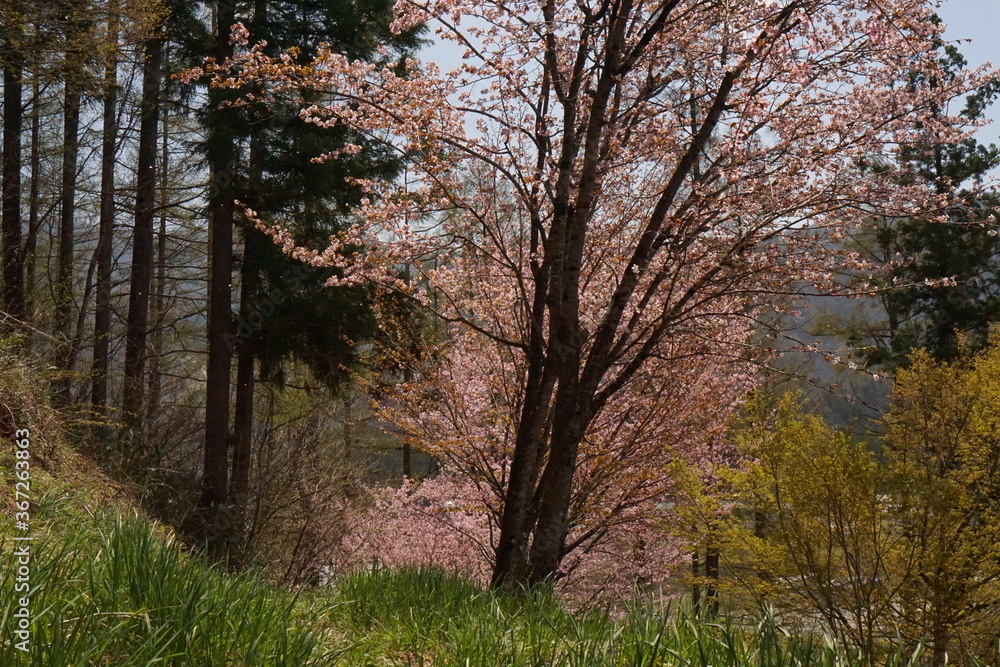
{"left": 222, "top": 0, "right": 424, "bottom": 545}
{"left": 200, "top": 0, "right": 240, "bottom": 532}
{"left": 52, "top": 0, "right": 94, "bottom": 406}
{"left": 122, "top": 5, "right": 164, "bottom": 430}
{"left": 856, "top": 41, "right": 1000, "bottom": 369}
{"left": 1, "top": 2, "right": 26, "bottom": 329}
{"left": 92, "top": 1, "right": 120, "bottom": 422}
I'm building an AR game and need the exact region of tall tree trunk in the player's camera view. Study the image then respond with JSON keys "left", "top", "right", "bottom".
{"left": 2, "top": 40, "right": 25, "bottom": 328}
{"left": 229, "top": 0, "right": 267, "bottom": 539}
{"left": 692, "top": 550, "right": 702, "bottom": 614}
{"left": 230, "top": 236, "right": 255, "bottom": 531}
{"left": 201, "top": 0, "right": 238, "bottom": 525}
{"left": 53, "top": 76, "right": 81, "bottom": 406}
{"left": 123, "top": 32, "right": 162, "bottom": 432}
{"left": 92, "top": 11, "right": 119, "bottom": 422}
{"left": 147, "top": 104, "right": 170, "bottom": 451}
{"left": 527, "top": 408, "right": 587, "bottom": 584}
{"left": 705, "top": 545, "right": 720, "bottom": 616}
{"left": 491, "top": 340, "right": 557, "bottom": 587}
{"left": 23, "top": 73, "right": 40, "bottom": 322}
{"left": 931, "top": 614, "right": 949, "bottom": 667}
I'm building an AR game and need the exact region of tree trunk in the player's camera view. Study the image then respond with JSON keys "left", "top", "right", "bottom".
{"left": 2, "top": 44, "right": 25, "bottom": 328}
{"left": 123, "top": 32, "right": 161, "bottom": 432}
{"left": 402, "top": 366, "right": 413, "bottom": 477}
{"left": 147, "top": 103, "right": 170, "bottom": 448}
{"left": 692, "top": 550, "right": 702, "bottom": 614}
{"left": 92, "top": 11, "right": 119, "bottom": 422}
{"left": 705, "top": 545, "right": 720, "bottom": 616}
{"left": 490, "top": 336, "right": 556, "bottom": 587}
{"left": 53, "top": 77, "right": 81, "bottom": 406}
{"left": 528, "top": 403, "right": 587, "bottom": 584}
{"left": 200, "top": 0, "right": 238, "bottom": 524}
{"left": 23, "top": 72, "right": 40, "bottom": 322}
{"left": 402, "top": 441, "right": 411, "bottom": 478}
{"left": 931, "top": 616, "right": 949, "bottom": 667}
{"left": 230, "top": 0, "right": 266, "bottom": 546}
{"left": 230, "top": 238, "right": 255, "bottom": 530}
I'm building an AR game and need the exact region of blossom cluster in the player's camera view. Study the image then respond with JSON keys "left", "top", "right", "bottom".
{"left": 195, "top": 0, "right": 995, "bottom": 589}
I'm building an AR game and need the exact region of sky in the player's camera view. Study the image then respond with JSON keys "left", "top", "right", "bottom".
{"left": 937, "top": 0, "right": 1000, "bottom": 146}
{"left": 421, "top": 0, "right": 1000, "bottom": 147}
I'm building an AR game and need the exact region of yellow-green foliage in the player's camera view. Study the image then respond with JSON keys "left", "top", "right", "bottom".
{"left": 726, "top": 338, "right": 1000, "bottom": 664}
{"left": 724, "top": 391, "right": 904, "bottom": 657}
{"left": 884, "top": 343, "right": 1000, "bottom": 660}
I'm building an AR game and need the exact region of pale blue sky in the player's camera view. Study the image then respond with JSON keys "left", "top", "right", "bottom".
{"left": 421, "top": 1, "right": 1000, "bottom": 146}
{"left": 938, "top": 0, "right": 1000, "bottom": 146}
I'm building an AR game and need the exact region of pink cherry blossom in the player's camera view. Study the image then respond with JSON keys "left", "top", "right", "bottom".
{"left": 196, "top": 0, "right": 995, "bottom": 588}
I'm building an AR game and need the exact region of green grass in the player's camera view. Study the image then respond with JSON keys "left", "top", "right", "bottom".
{"left": 0, "top": 490, "right": 950, "bottom": 666}
{"left": 1, "top": 490, "right": 330, "bottom": 665}
{"left": 327, "top": 566, "right": 931, "bottom": 667}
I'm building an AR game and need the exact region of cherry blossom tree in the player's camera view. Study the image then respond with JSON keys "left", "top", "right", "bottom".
{"left": 193, "top": 0, "right": 989, "bottom": 587}
{"left": 352, "top": 319, "right": 745, "bottom": 597}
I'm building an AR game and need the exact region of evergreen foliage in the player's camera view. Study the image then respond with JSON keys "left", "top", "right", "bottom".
{"left": 230, "top": 0, "right": 425, "bottom": 390}
{"left": 855, "top": 39, "right": 1000, "bottom": 369}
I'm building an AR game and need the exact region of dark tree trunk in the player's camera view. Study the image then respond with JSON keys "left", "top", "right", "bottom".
{"left": 202, "top": 188, "right": 235, "bottom": 512}
{"left": 92, "top": 14, "right": 119, "bottom": 421}
{"left": 23, "top": 73, "right": 40, "bottom": 321}
{"left": 2, "top": 45, "right": 25, "bottom": 327}
{"left": 200, "top": 0, "right": 238, "bottom": 523}
{"left": 528, "top": 402, "right": 587, "bottom": 584}
{"left": 705, "top": 546, "right": 720, "bottom": 616}
{"left": 230, "top": 344, "right": 253, "bottom": 515}
{"left": 230, "top": 0, "right": 266, "bottom": 543}
{"left": 123, "top": 33, "right": 162, "bottom": 431}
{"left": 147, "top": 104, "right": 170, "bottom": 446}
{"left": 490, "top": 317, "right": 556, "bottom": 587}
{"left": 931, "top": 616, "right": 949, "bottom": 667}
{"left": 53, "top": 77, "right": 81, "bottom": 406}
{"left": 692, "top": 550, "right": 702, "bottom": 613}
{"left": 230, "top": 238, "right": 255, "bottom": 529}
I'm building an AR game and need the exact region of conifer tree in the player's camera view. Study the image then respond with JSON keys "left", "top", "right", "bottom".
{"left": 1, "top": 2, "right": 26, "bottom": 328}
{"left": 226, "top": 0, "right": 424, "bottom": 539}
{"left": 196, "top": 0, "right": 423, "bottom": 549}
{"left": 854, "top": 41, "right": 1000, "bottom": 369}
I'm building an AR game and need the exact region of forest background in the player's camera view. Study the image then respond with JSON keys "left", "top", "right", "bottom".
{"left": 2, "top": 0, "right": 1000, "bottom": 664}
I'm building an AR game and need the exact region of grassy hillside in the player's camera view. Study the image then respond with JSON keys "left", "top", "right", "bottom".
{"left": 1, "top": 497, "right": 941, "bottom": 666}
{"left": 0, "top": 348, "right": 955, "bottom": 666}
{"left": 1, "top": 501, "right": 329, "bottom": 665}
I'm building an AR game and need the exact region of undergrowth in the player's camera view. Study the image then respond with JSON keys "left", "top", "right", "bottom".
{"left": 0, "top": 494, "right": 330, "bottom": 665}
{"left": 0, "top": 344, "right": 977, "bottom": 665}
{"left": 2, "top": 495, "right": 959, "bottom": 666}
{"left": 328, "top": 566, "right": 937, "bottom": 667}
